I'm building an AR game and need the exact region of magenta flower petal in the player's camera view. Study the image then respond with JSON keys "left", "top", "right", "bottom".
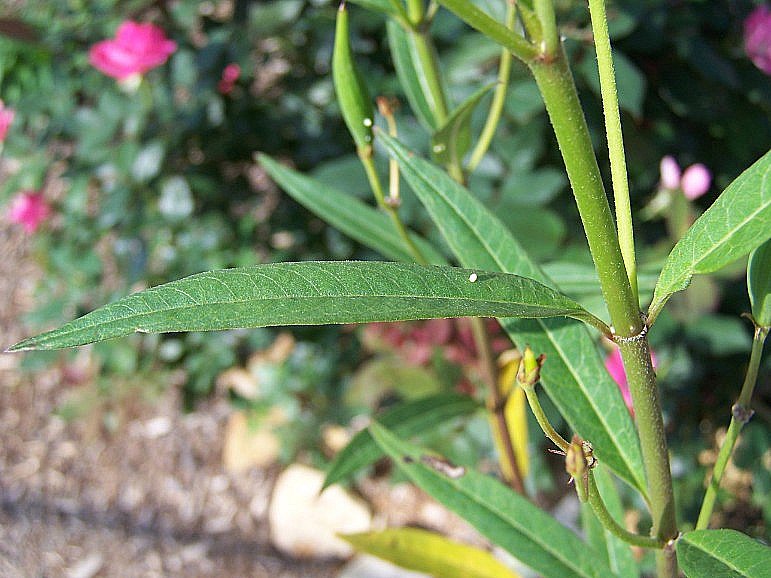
{"left": 681, "top": 163, "right": 712, "bottom": 200}
{"left": 89, "top": 21, "right": 177, "bottom": 80}
{"left": 744, "top": 6, "right": 771, "bottom": 75}
{"left": 0, "top": 100, "right": 14, "bottom": 142}
{"left": 8, "top": 191, "right": 50, "bottom": 233}
{"left": 659, "top": 155, "right": 681, "bottom": 190}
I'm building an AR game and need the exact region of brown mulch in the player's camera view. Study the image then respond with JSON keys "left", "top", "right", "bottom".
{"left": 0, "top": 225, "right": 341, "bottom": 577}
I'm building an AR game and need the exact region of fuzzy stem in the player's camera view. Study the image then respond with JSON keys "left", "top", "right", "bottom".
{"left": 587, "top": 473, "right": 665, "bottom": 549}
{"left": 533, "top": 0, "right": 559, "bottom": 57}
{"left": 587, "top": 0, "right": 637, "bottom": 301}
{"left": 522, "top": 384, "right": 570, "bottom": 453}
{"left": 696, "top": 325, "right": 768, "bottom": 529}
{"left": 466, "top": 1, "right": 516, "bottom": 173}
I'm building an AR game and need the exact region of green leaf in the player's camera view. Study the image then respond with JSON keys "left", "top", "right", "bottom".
{"left": 748, "top": 238, "right": 771, "bottom": 326}
{"left": 348, "top": 0, "right": 407, "bottom": 20}
{"left": 342, "top": 527, "right": 523, "bottom": 578}
{"left": 581, "top": 466, "right": 639, "bottom": 577}
{"left": 378, "top": 132, "right": 647, "bottom": 494}
{"left": 649, "top": 151, "right": 771, "bottom": 322}
{"left": 258, "top": 153, "right": 446, "bottom": 265}
{"left": 677, "top": 529, "right": 771, "bottom": 577}
{"left": 369, "top": 423, "right": 618, "bottom": 578}
{"left": 577, "top": 48, "right": 646, "bottom": 118}
{"left": 387, "top": 20, "right": 439, "bottom": 130}
{"left": 324, "top": 393, "right": 479, "bottom": 489}
{"left": 10, "top": 262, "right": 602, "bottom": 351}
{"left": 333, "top": 4, "right": 375, "bottom": 150}
{"left": 431, "top": 83, "right": 494, "bottom": 167}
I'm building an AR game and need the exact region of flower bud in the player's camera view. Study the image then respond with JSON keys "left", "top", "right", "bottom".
{"left": 516, "top": 346, "right": 544, "bottom": 387}
{"left": 659, "top": 155, "right": 681, "bottom": 190}
{"left": 681, "top": 163, "right": 711, "bottom": 200}
{"left": 333, "top": 3, "right": 375, "bottom": 153}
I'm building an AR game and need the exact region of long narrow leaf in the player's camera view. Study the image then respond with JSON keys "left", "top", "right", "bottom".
{"left": 379, "top": 132, "right": 647, "bottom": 494}
{"left": 343, "top": 527, "right": 523, "bottom": 578}
{"left": 432, "top": 83, "right": 495, "bottom": 167}
{"left": 649, "top": 151, "right": 771, "bottom": 321}
{"left": 10, "top": 261, "right": 602, "bottom": 351}
{"left": 370, "top": 423, "right": 618, "bottom": 578}
{"left": 748, "top": 238, "right": 771, "bottom": 326}
{"left": 258, "top": 153, "right": 446, "bottom": 265}
{"left": 323, "top": 392, "right": 480, "bottom": 489}
{"left": 677, "top": 529, "right": 771, "bottom": 577}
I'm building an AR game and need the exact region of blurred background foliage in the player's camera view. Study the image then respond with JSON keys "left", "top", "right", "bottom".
{"left": 1, "top": 0, "right": 769, "bottom": 542}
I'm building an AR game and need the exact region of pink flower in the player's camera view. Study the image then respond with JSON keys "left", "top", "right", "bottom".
{"left": 218, "top": 63, "right": 241, "bottom": 94}
{"left": 744, "top": 6, "right": 771, "bottom": 75}
{"left": 658, "top": 156, "right": 711, "bottom": 200}
{"left": 681, "top": 163, "right": 712, "bottom": 200}
{"left": 7, "top": 191, "right": 50, "bottom": 233}
{"left": 659, "top": 156, "right": 681, "bottom": 190}
{"left": 89, "top": 21, "right": 177, "bottom": 80}
{"left": 604, "top": 347, "right": 658, "bottom": 416}
{"left": 0, "top": 100, "right": 14, "bottom": 142}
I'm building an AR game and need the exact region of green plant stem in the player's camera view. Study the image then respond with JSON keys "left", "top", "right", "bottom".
{"left": 406, "top": 0, "right": 424, "bottom": 25}
{"left": 529, "top": 45, "right": 677, "bottom": 576}
{"left": 618, "top": 336, "right": 678, "bottom": 576}
{"left": 528, "top": 51, "right": 641, "bottom": 337}
{"left": 587, "top": 0, "right": 638, "bottom": 302}
{"left": 437, "top": 0, "right": 538, "bottom": 62}
{"left": 521, "top": 384, "right": 570, "bottom": 453}
{"left": 409, "top": 29, "right": 449, "bottom": 124}
{"left": 696, "top": 325, "right": 768, "bottom": 530}
{"left": 466, "top": 2, "right": 516, "bottom": 173}
{"left": 533, "top": 0, "right": 559, "bottom": 57}
{"left": 587, "top": 473, "right": 665, "bottom": 549}
{"left": 470, "top": 317, "right": 526, "bottom": 494}
{"left": 360, "top": 153, "right": 428, "bottom": 264}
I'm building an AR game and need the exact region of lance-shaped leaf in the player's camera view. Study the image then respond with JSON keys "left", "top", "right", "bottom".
{"left": 323, "top": 392, "right": 479, "bottom": 489}
{"left": 342, "top": 527, "right": 523, "bottom": 578}
{"left": 748, "top": 238, "right": 771, "bottom": 327}
{"left": 431, "top": 83, "right": 494, "bottom": 167}
{"left": 370, "top": 423, "right": 618, "bottom": 578}
{"left": 676, "top": 529, "right": 771, "bottom": 577}
{"left": 387, "top": 20, "right": 440, "bottom": 130}
{"left": 258, "top": 153, "right": 446, "bottom": 265}
{"left": 379, "top": 132, "right": 646, "bottom": 494}
{"left": 649, "top": 151, "right": 771, "bottom": 322}
{"left": 333, "top": 3, "right": 374, "bottom": 150}
{"left": 9, "top": 261, "right": 606, "bottom": 352}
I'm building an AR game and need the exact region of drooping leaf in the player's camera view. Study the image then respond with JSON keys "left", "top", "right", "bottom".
{"left": 10, "top": 261, "right": 604, "bottom": 351}
{"left": 342, "top": 527, "right": 522, "bottom": 578}
{"left": 379, "top": 132, "right": 647, "bottom": 494}
{"left": 491, "top": 358, "right": 529, "bottom": 480}
{"left": 431, "top": 83, "right": 494, "bottom": 167}
{"left": 580, "top": 465, "right": 639, "bottom": 577}
{"left": 748, "top": 238, "right": 771, "bottom": 326}
{"left": 677, "top": 529, "right": 771, "bottom": 578}
{"left": 333, "top": 4, "right": 375, "bottom": 150}
{"left": 387, "top": 20, "right": 440, "bottom": 130}
{"left": 649, "top": 151, "right": 771, "bottom": 322}
{"left": 258, "top": 153, "right": 446, "bottom": 265}
{"left": 323, "top": 392, "right": 480, "bottom": 489}
{"left": 369, "top": 423, "right": 618, "bottom": 578}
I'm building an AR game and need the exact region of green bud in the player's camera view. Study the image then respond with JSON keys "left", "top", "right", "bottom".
{"left": 333, "top": 3, "right": 375, "bottom": 154}
{"left": 517, "top": 345, "right": 544, "bottom": 387}
{"left": 566, "top": 434, "right": 589, "bottom": 502}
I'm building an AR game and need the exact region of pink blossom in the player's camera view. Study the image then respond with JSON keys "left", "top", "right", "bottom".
{"left": 659, "top": 155, "right": 681, "bottom": 190}
{"left": 7, "top": 191, "right": 50, "bottom": 233}
{"left": 604, "top": 347, "right": 658, "bottom": 415}
{"left": 681, "top": 163, "right": 712, "bottom": 200}
{"left": 744, "top": 6, "right": 771, "bottom": 75}
{"left": 218, "top": 63, "right": 241, "bottom": 94}
{"left": 89, "top": 21, "right": 177, "bottom": 80}
{"left": 0, "top": 100, "right": 14, "bottom": 142}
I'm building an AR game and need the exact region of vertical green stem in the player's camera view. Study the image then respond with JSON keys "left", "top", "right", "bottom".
{"left": 587, "top": 0, "right": 637, "bottom": 301}
{"left": 466, "top": 1, "right": 516, "bottom": 173}
{"left": 411, "top": 30, "right": 449, "bottom": 123}
{"left": 529, "top": 52, "right": 640, "bottom": 337}
{"left": 530, "top": 46, "right": 677, "bottom": 576}
{"left": 696, "top": 326, "right": 768, "bottom": 529}
{"left": 533, "top": 0, "right": 559, "bottom": 57}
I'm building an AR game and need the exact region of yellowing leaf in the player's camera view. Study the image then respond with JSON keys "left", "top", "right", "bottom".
{"left": 342, "top": 527, "right": 521, "bottom": 578}
{"left": 490, "top": 359, "right": 529, "bottom": 480}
